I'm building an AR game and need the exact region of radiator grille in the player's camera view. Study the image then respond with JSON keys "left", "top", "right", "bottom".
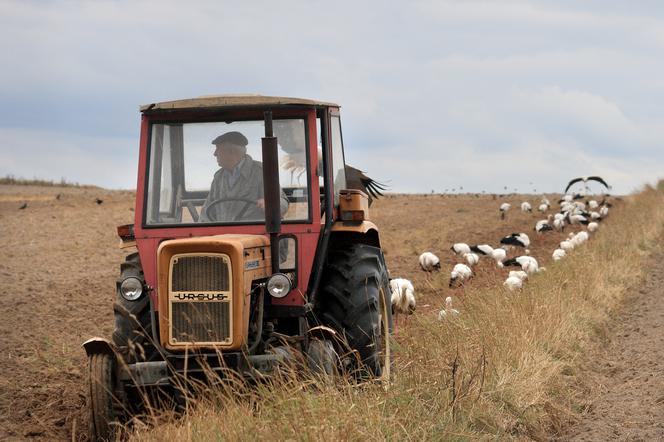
{"left": 171, "top": 301, "right": 231, "bottom": 343}
{"left": 169, "top": 253, "right": 233, "bottom": 346}
{"left": 172, "top": 255, "right": 229, "bottom": 291}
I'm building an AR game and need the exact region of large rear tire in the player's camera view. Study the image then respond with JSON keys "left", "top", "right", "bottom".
{"left": 315, "top": 244, "right": 392, "bottom": 379}
{"left": 88, "top": 353, "right": 122, "bottom": 441}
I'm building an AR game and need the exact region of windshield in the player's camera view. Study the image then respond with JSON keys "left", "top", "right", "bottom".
{"left": 144, "top": 118, "right": 310, "bottom": 226}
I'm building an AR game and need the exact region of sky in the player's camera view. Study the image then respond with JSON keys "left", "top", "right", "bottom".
{"left": 1, "top": 0, "right": 663, "bottom": 195}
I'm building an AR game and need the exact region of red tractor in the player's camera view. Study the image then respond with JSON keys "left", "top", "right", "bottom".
{"left": 83, "top": 95, "right": 392, "bottom": 440}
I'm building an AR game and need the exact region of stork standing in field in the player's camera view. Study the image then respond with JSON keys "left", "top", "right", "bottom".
{"left": 521, "top": 201, "right": 532, "bottom": 213}
{"left": 449, "top": 263, "right": 473, "bottom": 287}
{"left": 553, "top": 213, "right": 566, "bottom": 232}
{"left": 390, "top": 278, "right": 416, "bottom": 332}
{"left": 559, "top": 240, "right": 574, "bottom": 252}
{"left": 463, "top": 252, "right": 480, "bottom": 267}
{"left": 504, "top": 271, "right": 528, "bottom": 290}
{"left": 535, "top": 217, "right": 554, "bottom": 234}
{"left": 560, "top": 201, "right": 575, "bottom": 213}
{"left": 552, "top": 248, "right": 567, "bottom": 261}
{"left": 500, "top": 203, "right": 511, "bottom": 220}
{"left": 567, "top": 213, "right": 589, "bottom": 226}
{"left": 471, "top": 244, "right": 507, "bottom": 268}
{"left": 500, "top": 232, "right": 530, "bottom": 249}
{"left": 419, "top": 252, "right": 441, "bottom": 279}
{"left": 572, "top": 231, "right": 589, "bottom": 247}
{"left": 509, "top": 270, "right": 528, "bottom": 281}
{"left": 503, "top": 255, "right": 541, "bottom": 274}
{"left": 451, "top": 243, "right": 471, "bottom": 256}
{"left": 503, "top": 275, "right": 523, "bottom": 291}
{"left": 438, "top": 296, "right": 460, "bottom": 321}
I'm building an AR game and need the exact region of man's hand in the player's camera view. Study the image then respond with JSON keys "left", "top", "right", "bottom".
{"left": 256, "top": 198, "right": 265, "bottom": 209}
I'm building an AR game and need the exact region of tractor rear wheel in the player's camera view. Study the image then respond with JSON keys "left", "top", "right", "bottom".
{"left": 316, "top": 244, "right": 392, "bottom": 380}
{"left": 87, "top": 353, "right": 122, "bottom": 441}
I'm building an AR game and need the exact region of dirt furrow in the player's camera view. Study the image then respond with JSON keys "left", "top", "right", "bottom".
{"left": 558, "top": 250, "right": 664, "bottom": 441}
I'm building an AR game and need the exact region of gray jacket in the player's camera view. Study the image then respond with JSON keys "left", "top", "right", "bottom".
{"left": 200, "top": 155, "right": 289, "bottom": 223}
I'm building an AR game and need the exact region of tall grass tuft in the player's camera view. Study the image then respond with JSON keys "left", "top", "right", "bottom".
{"left": 129, "top": 183, "right": 664, "bottom": 441}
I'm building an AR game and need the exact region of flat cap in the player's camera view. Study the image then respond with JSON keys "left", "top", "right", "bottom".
{"left": 211, "top": 131, "right": 248, "bottom": 147}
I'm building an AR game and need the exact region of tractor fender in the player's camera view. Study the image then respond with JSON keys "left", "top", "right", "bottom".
{"left": 330, "top": 220, "right": 381, "bottom": 247}
{"left": 307, "top": 325, "right": 339, "bottom": 342}
{"left": 82, "top": 337, "right": 118, "bottom": 358}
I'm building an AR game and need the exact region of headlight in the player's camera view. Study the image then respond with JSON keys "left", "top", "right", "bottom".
{"left": 266, "top": 273, "right": 292, "bottom": 298}
{"left": 120, "top": 277, "right": 143, "bottom": 301}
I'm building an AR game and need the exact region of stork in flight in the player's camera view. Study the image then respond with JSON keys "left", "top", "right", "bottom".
{"left": 564, "top": 176, "right": 610, "bottom": 194}
{"left": 280, "top": 150, "right": 387, "bottom": 206}
{"left": 344, "top": 165, "right": 388, "bottom": 206}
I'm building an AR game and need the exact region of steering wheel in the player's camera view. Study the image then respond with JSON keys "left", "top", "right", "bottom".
{"left": 204, "top": 197, "right": 261, "bottom": 222}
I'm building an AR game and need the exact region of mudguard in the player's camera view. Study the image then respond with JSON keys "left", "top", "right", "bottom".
{"left": 307, "top": 325, "right": 339, "bottom": 341}
{"left": 82, "top": 337, "right": 118, "bottom": 357}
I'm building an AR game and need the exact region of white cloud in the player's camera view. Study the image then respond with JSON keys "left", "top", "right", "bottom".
{"left": 0, "top": 1, "right": 663, "bottom": 194}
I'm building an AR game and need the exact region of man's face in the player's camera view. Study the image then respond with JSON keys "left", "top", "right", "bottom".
{"left": 214, "top": 142, "right": 244, "bottom": 170}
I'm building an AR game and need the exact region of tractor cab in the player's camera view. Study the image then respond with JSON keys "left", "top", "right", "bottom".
{"left": 84, "top": 95, "right": 391, "bottom": 441}
{"left": 135, "top": 95, "right": 349, "bottom": 310}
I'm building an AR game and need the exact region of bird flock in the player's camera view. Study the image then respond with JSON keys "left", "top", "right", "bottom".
{"left": 389, "top": 176, "right": 614, "bottom": 330}
{"left": 16, "top": 193, "right": 103, "bottom": 210}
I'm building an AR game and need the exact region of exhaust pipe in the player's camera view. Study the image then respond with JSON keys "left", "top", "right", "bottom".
{"left": 262, "top": 111, "right": 281, "bottom": 273}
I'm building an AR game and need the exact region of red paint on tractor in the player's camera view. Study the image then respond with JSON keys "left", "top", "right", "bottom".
{"left": 133, "top": 109, "right": 323, "bottom": 310}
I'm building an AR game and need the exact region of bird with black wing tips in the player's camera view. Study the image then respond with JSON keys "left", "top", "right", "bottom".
{"left": 500, "top": 232, "right": 530, "bottom": 248}
{"left": 564, "top": 176, "right": 610, "bottom": 194}
{"left": 535, "top": 217, "right": 554, "bottom": 233}
{"left": 503, "top": 255, "right": 541, "bottom": 274}
{"left": 344, "top": 165, "right": 388, "bottom": 207}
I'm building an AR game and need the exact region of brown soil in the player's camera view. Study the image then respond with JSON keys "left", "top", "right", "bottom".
{"left": 1, "top": 185, "right": 654, "bottom": 440}
{"left": 554, "top": 250, "right": 664, "bottom": 441}
{"left": 0, "top": 185, "right": 134, "bottom": 440}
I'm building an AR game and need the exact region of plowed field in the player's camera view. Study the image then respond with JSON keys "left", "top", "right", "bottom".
{"left": 0, "top": 185, "right": 621, "bottom": 440}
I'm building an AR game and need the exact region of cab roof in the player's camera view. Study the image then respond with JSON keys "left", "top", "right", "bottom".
{"left": 140, "top": 94, "right": 339, "bottom": 113}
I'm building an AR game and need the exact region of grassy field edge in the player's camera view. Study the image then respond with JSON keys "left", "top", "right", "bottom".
{"left": 130, "top": 182, "right": 664, "bottom": 441}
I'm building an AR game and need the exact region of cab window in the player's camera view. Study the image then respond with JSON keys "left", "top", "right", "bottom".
{"left": 144, "top": 118, "right": 310, "bottom": 226}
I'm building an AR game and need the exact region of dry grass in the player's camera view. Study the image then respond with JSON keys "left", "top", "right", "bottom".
{"left": 0, "top": 174, "right": 96, "bottom": 188}
{"left": 129, "top": 183, "right": 664, "bottom": 441}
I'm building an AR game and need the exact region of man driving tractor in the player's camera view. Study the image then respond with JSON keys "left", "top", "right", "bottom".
{"left": 200, "top": 130, "right": 289, "bottom": 222}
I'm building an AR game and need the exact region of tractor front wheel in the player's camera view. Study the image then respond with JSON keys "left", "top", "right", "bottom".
{"left": 87, "top": 352, "right": 123, "bottom": 441}
{"left": 316, "top": 244, "right": 392, "bottom": 380}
